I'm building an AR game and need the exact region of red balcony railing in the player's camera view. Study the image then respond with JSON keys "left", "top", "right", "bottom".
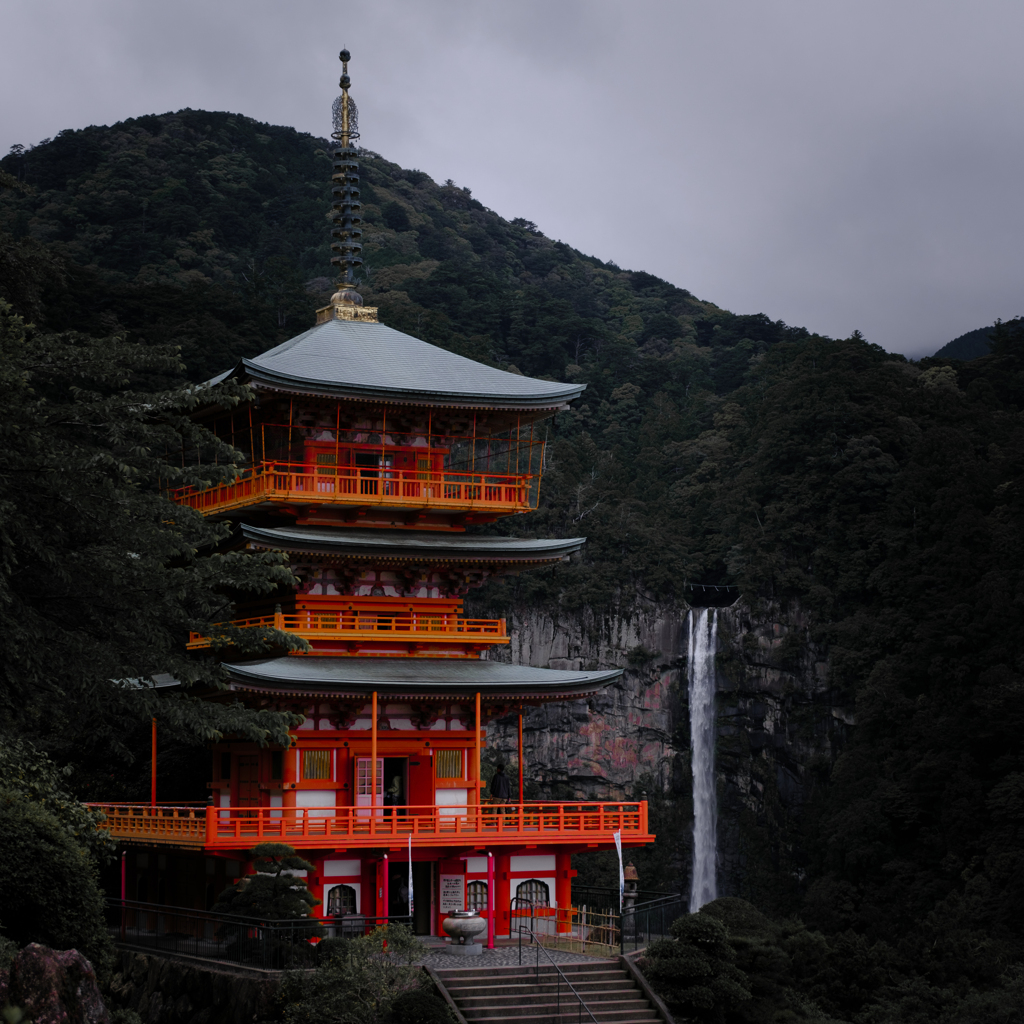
{"left": 87, "top": 802, "right": 653, "bottom": 851}
{"left": 172, "top": 462, "right": 536, "bottom": 517}
{"left": 187, "top": 605, "right": 508, "bottom": 651}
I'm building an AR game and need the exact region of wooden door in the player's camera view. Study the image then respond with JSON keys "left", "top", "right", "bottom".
{"left": 237, "top": 755, "right": 260, "bottom": 817}
{"left": 355, "top": 757, "right": 383, "bottom": 817}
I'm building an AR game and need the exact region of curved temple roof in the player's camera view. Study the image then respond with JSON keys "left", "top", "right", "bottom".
{"left": 225, "top": 656, "right": 621, "bottom": 702}
{"left": 210, "top": 318, "right": 584, "bottom": 411}
{"left": 241, "top": 524, "right": 585, "bottom": 563}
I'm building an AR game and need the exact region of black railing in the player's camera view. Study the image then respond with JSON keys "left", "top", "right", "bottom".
{"left": 570, "top": 885, "right": 677, "bottom": 911}
{"left": 105, "top": 899, "right": 412, "bottom": 970}
{"left": 512, "top": 901, "right": 599, "bottom": 1024}
{"left": 619, "top": 894, "right": 687, "bottom": 953}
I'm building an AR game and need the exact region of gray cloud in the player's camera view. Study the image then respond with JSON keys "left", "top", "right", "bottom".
{"left": 3, "top": 0, "right": 1023, "bottom": 356}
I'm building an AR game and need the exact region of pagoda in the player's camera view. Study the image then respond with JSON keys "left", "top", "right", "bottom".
{"left": 93, "top": 51, "right": 654, "bottom": 940}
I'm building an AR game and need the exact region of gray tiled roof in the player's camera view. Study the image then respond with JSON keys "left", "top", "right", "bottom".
{"left": 225, "top": 657, "right": 621, "bottom": 700}
{"left": 241, "top": 525, "right": 585, "bottom": 562}
{"left": 211, "top": 318, "right": 584, "bottom": 410}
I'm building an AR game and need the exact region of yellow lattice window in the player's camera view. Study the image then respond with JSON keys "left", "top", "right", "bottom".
{"left": 435, "top": 749, "right": 463, "bottom": 779}
{"left": 303, "top": 750, "right": 331, "bottom": 780}
{"left": 315, "top": 452, "right": 337, "bottom": 475}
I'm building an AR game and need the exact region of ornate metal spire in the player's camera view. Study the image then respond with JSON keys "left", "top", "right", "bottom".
{"left": 330, "top": 48, "right": 363, "bottom": 303}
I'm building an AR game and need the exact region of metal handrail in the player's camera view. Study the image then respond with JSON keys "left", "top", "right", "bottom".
{"left": 511, "top": 900, "right": 599, "bottom": 1024}
{"left": 105, "top": 898, "right": 413, "bottom": 969}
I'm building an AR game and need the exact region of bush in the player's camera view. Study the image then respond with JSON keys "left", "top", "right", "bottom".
{"left": 0, "top": 788, "right": 113, "bottom": 974}
{"left": 387, "top": 990, "right": 452, "bottom": 1024}
{"left": 639, "top": 911, "right": 750, "bottom": 1022}
{"left": 282, "top": 925, "right": 426, "bottom": 1024}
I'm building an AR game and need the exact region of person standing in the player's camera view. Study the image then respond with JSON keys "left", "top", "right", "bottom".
{"left": 490, "top": 763, "right": 512, "bottom": 811}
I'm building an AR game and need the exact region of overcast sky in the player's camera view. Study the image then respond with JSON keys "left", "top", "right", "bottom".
{"left": 3, "top": 0, "right": 1023, "bottom": 357}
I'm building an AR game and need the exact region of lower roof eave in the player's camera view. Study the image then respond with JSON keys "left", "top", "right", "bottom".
{"left": 222, "top": 656, "right": 622, "bottom": 702}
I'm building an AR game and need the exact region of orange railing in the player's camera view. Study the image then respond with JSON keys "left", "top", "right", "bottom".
{"left": 172, "top": 462, "right": 536, "bottom": 517}
{"left": 87, "top": 802, "right": 651, "bottom": 850}
{"left": 187, "top": 606, "right": 508, "bottom": 651}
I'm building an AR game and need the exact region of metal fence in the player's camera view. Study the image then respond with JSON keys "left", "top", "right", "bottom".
{"left": 105, "top": 899, "right": 411, "bottom": 971}
{"left": 570, "top": 885, "right": 678, "bottom": 911}
{"left": 512, "top": 893, "right": 686, "bottom": 956}
{"left": 619, "top": 895, "right": 687, "bottom": 954}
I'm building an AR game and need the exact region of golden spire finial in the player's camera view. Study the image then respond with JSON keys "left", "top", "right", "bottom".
{"left": 318, "top": 49, "right": 378, "bottom": 324}
{"left": 330, "top": 48, "right": 363, "bottom": 299}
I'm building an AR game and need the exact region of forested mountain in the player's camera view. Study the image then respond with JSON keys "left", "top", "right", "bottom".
{"left": 934, "top": 324, "right": 995, "bottom": 360}
{"left": 3, "top": 111, "right": 1023, "bottom": 1021}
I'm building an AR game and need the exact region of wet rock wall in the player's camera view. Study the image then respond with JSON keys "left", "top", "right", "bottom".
{"left": 485, "top": 599, "right": 848, "bottom": 909}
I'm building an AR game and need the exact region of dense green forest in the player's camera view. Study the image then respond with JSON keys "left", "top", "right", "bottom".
{"left": 934, "top": 324, "right": 995, "bottom": 361}
{"left": 2, "top": 111, "right": 1023, "bottom": 1022}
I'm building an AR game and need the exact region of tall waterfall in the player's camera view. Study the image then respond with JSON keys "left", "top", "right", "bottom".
{"left": 688, "top": 608, "right": 719, "bottom": 912}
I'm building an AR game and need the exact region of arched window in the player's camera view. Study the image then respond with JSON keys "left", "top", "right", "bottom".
{"left": 515, "top": 879, "right": 550, "bottom": 908}
{"left": 466, "top": 880, "right": 488, "bottom": 912}
{"left": 326, "top": 883, "right": 357, "bottom": 916}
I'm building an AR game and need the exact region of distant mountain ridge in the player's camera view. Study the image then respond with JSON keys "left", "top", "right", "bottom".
{"left": 1, "top": 108, "right": 772, "bottom": 385}
{"left": 934, "top": 325, "right": 994, "bottom": 360}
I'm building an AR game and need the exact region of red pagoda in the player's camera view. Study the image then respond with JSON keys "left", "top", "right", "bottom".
{"left": 92, "top": 50, "right": 654, "bottom": 941}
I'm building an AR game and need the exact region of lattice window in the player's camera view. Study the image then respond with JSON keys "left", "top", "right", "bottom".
{"left": 435, "top": 749, "right": 463, "bottom": 779}
{"left": 303, "top": 750, "right": 331, "bottom": 780}
{"left": 467, "top": 880, "right": 488, "bottom": 912}
{"left": 357, "top": 758, "right": 383, "bottom": 799}
{"left": 315, "top": 452, "right": 337, "bottom": 475}
{"left": 515, "top": 879, "right": 550, "bottom": 908}
{"left": 326, "top": 884, "right": 356, "bottom": 916}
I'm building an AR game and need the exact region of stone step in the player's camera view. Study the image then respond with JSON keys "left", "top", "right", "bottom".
{"left": 439, "top": 968, "right": 627, "bottom": 986}
{"left": 459, "top": 1011, "right": 657, "bottom": 1024}
{"left": 436, "top": 961, "right": 618, "bottom": 978}
{"left": 453, "top": 983, "right": 637, "bottom": 1003}
{"left": 461, "top": 998, "right": 652, "bottom": 1016}
{"left": 434, "top": 959, "right": 663, "bottom": 1024}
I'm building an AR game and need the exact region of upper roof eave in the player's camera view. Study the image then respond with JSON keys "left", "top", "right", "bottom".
{"left": 240, "top": 524, "right": 586, "bottom": 562}
{"left": 204, "top": 318, "right": 585, "bottom": 413}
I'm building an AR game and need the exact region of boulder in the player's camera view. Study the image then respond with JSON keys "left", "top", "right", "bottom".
{"left": 7, "top": 944, "right": 110, "bottom": 1024}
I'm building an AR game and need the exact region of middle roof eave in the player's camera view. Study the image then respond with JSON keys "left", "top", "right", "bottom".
{"left": 241, "top": 524, "right": 586, "bottom": 562}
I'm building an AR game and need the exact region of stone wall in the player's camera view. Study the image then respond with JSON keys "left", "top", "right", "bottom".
{"left": 106, "top": 952, "right": 283, "bottom": 1024}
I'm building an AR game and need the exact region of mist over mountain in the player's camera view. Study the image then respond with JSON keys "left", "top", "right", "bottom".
{"left": 3, "top": 110, "right": 1024, "bottom": 1021}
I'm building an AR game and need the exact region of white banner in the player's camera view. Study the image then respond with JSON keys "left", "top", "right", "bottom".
{"left": 614, "top": 829, "right": 624, "bottom": 912}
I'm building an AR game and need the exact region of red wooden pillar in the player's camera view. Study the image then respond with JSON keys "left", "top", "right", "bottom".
{"left": 486, "top": 851, "right": 495, "bottom": 949}
{"left": 517, "top": 712, "right": 524, "bottom": 804}
{"left": 495, "top": 852, "right": 511, "bottom": 938}
{"left": 361, "top": 857, "right": 376, "bottom": 922}
{"left": 556, "top": 851, "right": 573, "bottom": 933}
{"left": 371, "top": 691, "right": 378, "bottom": 813}
{"left": 379, "top": 854, "right": 389, "bottom": 923}
{"left": 283, "top": 738, "right": 298, "bottom": 816}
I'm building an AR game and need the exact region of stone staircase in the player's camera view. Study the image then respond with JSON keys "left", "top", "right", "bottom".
{"left": 431, "top": 960, "right": 667, "bottom": 1024}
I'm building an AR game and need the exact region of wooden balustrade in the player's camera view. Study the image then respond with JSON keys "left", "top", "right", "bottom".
{"left": 87, "top": 801, "right": 651, "bottom": 850}
{"left": 172, "top": 462, "right": 536, "bottom": 517}
{"left": 187, "top": 607, "right": 508, "bottom": 651}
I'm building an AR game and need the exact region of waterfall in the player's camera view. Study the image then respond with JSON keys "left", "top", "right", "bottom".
{"left": 688, "top": 608, "right": 718, "bottom": 912}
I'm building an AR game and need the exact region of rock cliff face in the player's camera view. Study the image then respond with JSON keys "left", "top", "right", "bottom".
{"left": 485, "top": 599, "right": 848, "bottom": 908}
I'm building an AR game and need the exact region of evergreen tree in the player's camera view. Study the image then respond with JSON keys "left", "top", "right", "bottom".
{"left": 212, "top": 843, "right": 322, "bottom": 923}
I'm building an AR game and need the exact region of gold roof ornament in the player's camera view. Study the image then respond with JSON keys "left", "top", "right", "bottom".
{"left": 326, "top": 47, "right": 376, "bottom": 321}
